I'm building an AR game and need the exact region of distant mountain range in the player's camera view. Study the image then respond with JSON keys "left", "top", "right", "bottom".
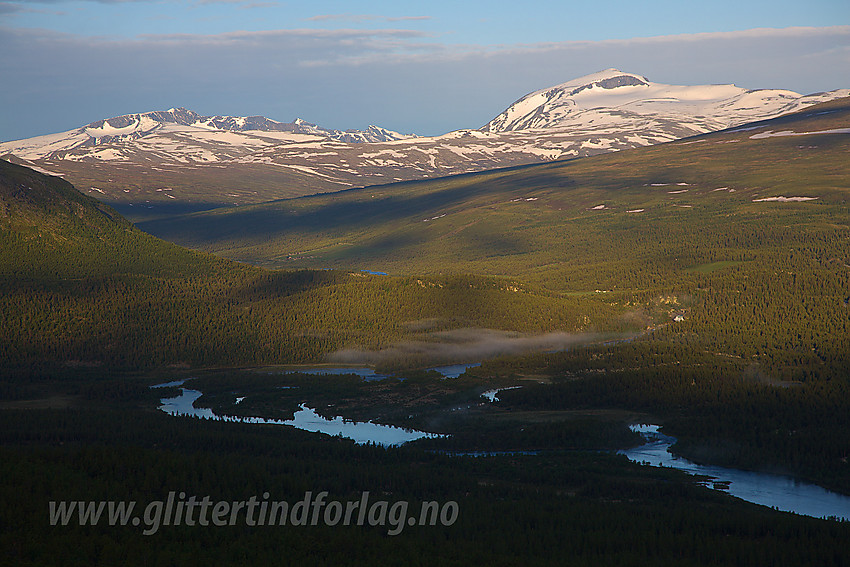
{"left": 7, "top": 107, "right": 413, "bottom": 156}
{"left": 2, "top": 69, "right": 847, "bottom": 217}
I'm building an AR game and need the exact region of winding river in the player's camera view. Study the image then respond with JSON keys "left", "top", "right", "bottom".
{"left": 153, "top": 381, "right": 850, "bottom": 520}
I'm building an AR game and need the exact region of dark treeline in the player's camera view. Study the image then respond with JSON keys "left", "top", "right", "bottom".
{"left": 2, "top": 408, "right": 849, "bottom": 566}
{"left": 490, "top": 340, "right": 850, "bottom": 493}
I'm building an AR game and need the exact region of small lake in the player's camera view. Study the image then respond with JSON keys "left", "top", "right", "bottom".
{"left": 620, "top": 425, "right": 850, "bottom": 521}
{"left": 430, "top": 363, "right": 480, "bottom": 379}
{"left": 156, "top": 386, "right": 442, "bottom": 447}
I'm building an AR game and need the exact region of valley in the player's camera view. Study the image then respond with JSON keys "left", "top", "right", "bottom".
{"left": 2, "top": 72, "right": 849, "bottom": 565}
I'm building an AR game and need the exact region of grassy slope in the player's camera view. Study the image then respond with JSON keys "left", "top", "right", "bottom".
{"left": 2, "top": 155, "right": 343, "bottom": 216}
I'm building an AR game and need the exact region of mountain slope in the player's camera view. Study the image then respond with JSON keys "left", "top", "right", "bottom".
{"left": 136, "top": 97, "right": 850, "bottom": 380}
{"left": 3, "top": 70, "right": 846, "bottom": 219}
{"left": 2, "top": 159, "right": 612, "bottom": 369}
{"left": 483, "top": 68, "right": 842, "bottom": 134}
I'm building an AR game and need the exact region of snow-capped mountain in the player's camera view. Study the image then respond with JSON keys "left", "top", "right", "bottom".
{"left": 483, "top": 69, "right": 846, "bottom": 135}
{"left": 0, "top": 108, "right": 412, "bottom": 161}
{"left": 1, "top": 70, "right": 847, "bottom": 214}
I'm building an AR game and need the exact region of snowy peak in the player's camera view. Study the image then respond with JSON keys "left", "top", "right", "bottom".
{"left": 480, "top": 69, "right": 841, "bottom": 134}
{"left": 86, "top": 108, "right": 201, "bottom": 133}
{"left": 331, "top": 125, "right": 414, "bottom": 143}
{"left": 87, "top": 108, "right": 328, "bottom": 136}
{"left": 83, "top": 108, "right": 413, "bottom": 141}
{"left": 482, "top": 69, "right": 658, "bottom": 133}
{"left": 1, "top": 70, "right": 847, "bottom": 201}
{"left": 553, "top": 68, "right": 650, "bottom": 93}
{"left": 567, "top": 73, "right": 649, "bottom": 95}
{"left": 0, "top": 109, "right": 414, "bottom": 160}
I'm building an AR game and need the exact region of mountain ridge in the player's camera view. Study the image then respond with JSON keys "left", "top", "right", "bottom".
{"left": 4, "top": 107, "right": 414, "bottom": 159}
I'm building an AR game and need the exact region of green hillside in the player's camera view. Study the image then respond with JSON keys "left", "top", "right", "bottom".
{"left": 1, "top": 159, "right": 624, "bottom": 371}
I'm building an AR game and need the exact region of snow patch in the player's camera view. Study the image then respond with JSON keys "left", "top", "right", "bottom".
{"left": 752, "top": 196, "right": 819, "bottom": 202}
{"left": 750, "top": 128, "right": 850, "bottom": 139}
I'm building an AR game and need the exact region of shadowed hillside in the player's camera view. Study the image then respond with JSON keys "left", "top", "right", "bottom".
{"left": 1, "top": 160, "right": 626, "bottom": 370}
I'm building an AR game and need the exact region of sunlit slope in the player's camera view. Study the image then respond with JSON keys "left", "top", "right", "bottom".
{"left": 1, "top": 160, "right": 631, "bottom": 369}
{"left": 141, "top": 97, "right": 850, "bottom": 292}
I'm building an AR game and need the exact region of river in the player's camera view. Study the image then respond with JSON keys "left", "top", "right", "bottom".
{"left": 153, "top": 381, "right": 850, "bottom": 520}
{"left": 155, "top": 384, "right": 443, "bottom": 447}
{"left": 619, "top": 425, "right": 850, "bottom": 521}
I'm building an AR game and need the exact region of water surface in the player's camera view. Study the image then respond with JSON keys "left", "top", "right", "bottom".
{"left": 429, "top": 363, "right": 481, "bottom": 379}
{"left": 156, "top": 386, "right": 442, "bottom": 447}
{"left": 277, "top": 367, "right": 392, "bottom": 381}
{"left": 620, "top": 425, "right": 850, "bottom": 521}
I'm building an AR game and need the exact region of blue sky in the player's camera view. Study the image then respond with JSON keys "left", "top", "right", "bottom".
{"left": 1, "top": 0, "right": 848, "bottom": 140}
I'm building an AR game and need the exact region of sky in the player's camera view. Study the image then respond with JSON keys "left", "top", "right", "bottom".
{"left": 1, "top": 0, "right": 848, "bottom": 141}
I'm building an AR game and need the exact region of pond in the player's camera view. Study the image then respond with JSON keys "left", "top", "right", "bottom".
{"left": 429, "top": 363, "right": 481, "bottom": 379}
{"left": 620, "top": 425, "right": 850, "bottom": 521}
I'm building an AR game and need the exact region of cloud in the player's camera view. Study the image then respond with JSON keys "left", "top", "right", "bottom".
{"left": 0, "top": 2, "right": 24, "bottom": 13}
{"left": 327, "top": 329, "right": 600, "bottom": 366}
{"left": 1, "top": 25, "right": 848, "bottom": 141}
{"left": 0, "top": 0, "right": 280, "bottom": 8}
{"left": 306, "top": 14, "right": 431, "bottom": 23}
{"left": 307, "top": 14, "right": 382, "bottom": 23}
{"left": 0, "top": 0, "right": 66, "bottom": 14}
{"left": 237, "top": 1, "right": 278, "bottom": 8}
